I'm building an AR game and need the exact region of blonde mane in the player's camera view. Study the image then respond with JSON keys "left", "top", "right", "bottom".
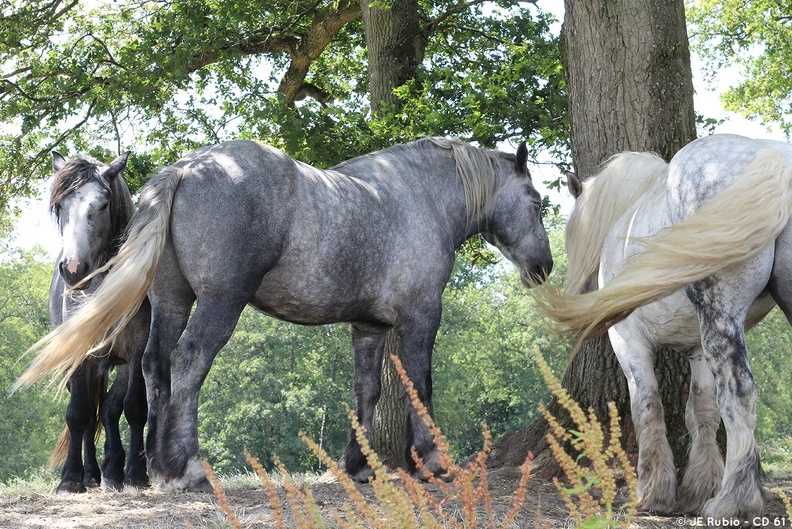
{"left": 425, "top": 137, "right": 504, "bottom": 225}
{"left": 565, "top": 152, "right": 669, "bottom": 294}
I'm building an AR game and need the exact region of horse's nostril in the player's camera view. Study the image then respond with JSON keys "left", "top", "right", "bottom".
{"left": 58, "top": 257, "right": 91, "bottom": 288}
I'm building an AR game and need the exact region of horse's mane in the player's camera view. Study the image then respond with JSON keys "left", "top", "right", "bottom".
{"left": 423, "top": 138, "right": 505, "bottom": 225}
{"left": 332, "top": 137, "right": 509, "bottom": 224}
{"left": 565, "top": 151, "right": 668, "bottom": 294}
{"left": 50, "top": 157, "right": 135, "bottom": 259}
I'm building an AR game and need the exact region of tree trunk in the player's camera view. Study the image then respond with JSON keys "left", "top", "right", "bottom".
{"left": 489, "top": 0, "right": 699, "bottom": 474}
{"left": 372, "top": 333, "right": 408, "bottom": 469}
{"left": 561, "top": 0, "right": 696, "bottom": 175}
{"left": 357, "top": 0, "right": 425, "bottom": 468}
{"left": 359, "top": 0, "right": 423, "bottom": 116}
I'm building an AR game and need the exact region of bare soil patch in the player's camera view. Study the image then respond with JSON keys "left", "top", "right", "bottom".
{"left": 2, "top": 470, "right": 790, "bottom": 528}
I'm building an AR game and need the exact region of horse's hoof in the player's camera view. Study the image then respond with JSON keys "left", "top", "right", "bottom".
{"left": 101, "top": 477, "right": 124, "bottom": 492}
{"left": 187, "top": 478, "right": 214, "bottom": 493}
{"left": 637, "top": 499, "right": 678, "bottom": 516}
{"left": 349, "top": 467, "right": 375, "bottom": 483}
{"left": 124, "top": 477, "right": 150, "bottom": 490}
{"left": 56, "top": 481, "right": 87, "bottom": 495}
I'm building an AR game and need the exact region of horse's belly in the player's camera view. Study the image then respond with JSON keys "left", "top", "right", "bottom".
{"left": 635, "top": 292, "right": 702, "bottom": 350}
{"left": 634, "top": 290, "right": 775, "bottom": 350}
{"left": 249, "top": 274, "right": 385, "bottom": 326}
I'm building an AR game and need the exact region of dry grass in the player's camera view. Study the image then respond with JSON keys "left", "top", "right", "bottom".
{"left": 207, "top": 350, "right": 638, "bottom": 529}
{"left": 534, "top": 348, "right": 637, "bottom": 528}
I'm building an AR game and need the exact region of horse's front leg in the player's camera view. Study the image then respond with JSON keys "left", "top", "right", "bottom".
{"left": 687, "top": 273, "right": 766, "bottom": 521}
{"left": 396, "top": 309, "right": 444, "bottom": 479}
{"left": 123, "top": 309, "right": 150, "bottom": 490}
{"left": 58, "top": 365, "right": 99, "bottom": 494}
{"left": 344, "top": 323, "right": 387, "bottom": 482}
{"left": 609, "top": 325, "right": 677, "bottom": 514}
{"left": 100, "top": 363, "right": 128, "bottom": 491}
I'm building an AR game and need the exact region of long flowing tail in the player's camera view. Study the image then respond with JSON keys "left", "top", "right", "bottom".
{"left": 536, "top": 148, "right": 792, "bottom": 342}
{"left": 15, "top": 169, "right": 183, "bottom": 391}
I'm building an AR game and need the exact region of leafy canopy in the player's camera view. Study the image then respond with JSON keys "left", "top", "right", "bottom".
{"left": 1, "top": 0, "right": 566, "bottom": 223}
{"left": 688, "top": 0, "right": 792, "bottom": 135}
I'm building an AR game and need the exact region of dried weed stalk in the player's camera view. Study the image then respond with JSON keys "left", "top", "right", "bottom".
{"left": 534, "top": 347, "right": 638, "bottom": 528}
{"left": 206, "top": 349, "right": 638, "bottom": 528}
{"left": 772, "top": 487, "right": 792, "bottom": 520}
{"left": 207, "top": 353, "right": 534, "bottom": 528}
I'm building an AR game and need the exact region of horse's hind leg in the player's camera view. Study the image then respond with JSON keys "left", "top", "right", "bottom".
{"left": 345, "top": 323, "right": 387, "bottom": 482}
{"left": 100, "top": 363, "right": 128, "bottom": 491}
{"left": 143, "top": 244, "right": 194, "bottom": 487}
{"left": 609, "top": 325, "right": 677, "bottom": 514}
{"left": 154, "top": 294, "right": 248, "bottom": 491}
{"left": 677, "top": 349, "right": 724, "bottom": 514}
{"left": 687, "top": 265, "right": 768, "bottom": 520}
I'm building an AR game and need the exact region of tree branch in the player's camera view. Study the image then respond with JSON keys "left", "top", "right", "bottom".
{"left": 425, "top": 0, "right": 490, "bottom": 34}
{"left": 276, "top": 0, "right": 361, "bottom": 103}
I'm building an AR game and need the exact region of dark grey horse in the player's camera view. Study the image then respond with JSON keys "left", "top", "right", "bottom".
{"left": 20, "top": 138, "right": 553, "bottom": 491}
{"left": 47, "top": 151, "right": 150, "bottom": 493}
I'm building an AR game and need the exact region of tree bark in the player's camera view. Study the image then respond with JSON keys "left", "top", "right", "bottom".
{"left": 489, "top": 0, "right": 699, "bottom": 474}
{"left": 354, "top": 0, "right": 426, "bottom": 469}
{"left": 561, "top": 0, "right": 696, "bottom": 176}
{"left": 359, "top": 0, "right": 423, "bottom": 116}
{"left": 372, "top": 333, "right": 408, "bottom": 469}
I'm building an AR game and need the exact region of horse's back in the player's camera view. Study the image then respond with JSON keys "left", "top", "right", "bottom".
{"left": 164, "top": 140, "right": 453, "bottom": 327}
{"left": 667, "top": 134, "right": 792, "bottom": 220}
{"left": 601, "top": 135, "right": 783, "bottom": 349}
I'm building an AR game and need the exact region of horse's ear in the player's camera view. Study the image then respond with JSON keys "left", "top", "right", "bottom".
{"left": 515, "top": 141, "right": 529, "bottom": 176}
{"left": 52, "top": 151, "right": 67, "bottom": 172}
{"left": 566, "top": 170, "right": 583, "bottom": 199}
{"left": 104, "top": 151, "right": 130, "bottom": 182}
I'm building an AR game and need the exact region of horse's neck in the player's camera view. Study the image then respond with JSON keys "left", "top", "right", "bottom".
{"left": 416, "top": 151, "right": 479, "bottom": 248}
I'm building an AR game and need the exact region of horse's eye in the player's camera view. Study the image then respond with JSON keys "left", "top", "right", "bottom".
{"left": 99, "top": 203, "right": 109, "bottom": 211}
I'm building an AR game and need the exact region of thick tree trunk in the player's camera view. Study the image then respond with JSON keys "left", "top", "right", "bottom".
{"left": 357, "top": 0, "right": 425, "bottom": 468}
{"left": 561, "top": 0, "right": 696, "bottom": 175}
{"left": 372, "top": 333, "right": 408, "bottom": 469}
{"left": 489, "top": 0, "right": 699, "bottom": 475}
{"left": 359, "top": 0, "right": 423, "bottom": 115}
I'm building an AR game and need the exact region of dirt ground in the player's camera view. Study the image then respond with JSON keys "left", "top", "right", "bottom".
{"left": 1, "top": 470, "right": 791, "bottom": 529}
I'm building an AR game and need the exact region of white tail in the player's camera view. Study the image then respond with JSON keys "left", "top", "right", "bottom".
{"left": 536, "top": 148, "right": 792, "bottom": 341}
{"left": 565, "top": 151, "right": 669, "bottom": 295}
{"left": 15, "top": 169, "right": 183, "bottom": 391}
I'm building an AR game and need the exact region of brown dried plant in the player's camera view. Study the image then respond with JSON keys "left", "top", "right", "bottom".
{"left": 203, "top": 460, "right": 245, "bottom": 529}
{"left": 771, "top": 487, "right": 792, "bottom": 521}
{"left": 533, "top": 347, "right": 638, "bottom": 528}
{"left": 207, "top": 353, "right": 534, "bottom": 528}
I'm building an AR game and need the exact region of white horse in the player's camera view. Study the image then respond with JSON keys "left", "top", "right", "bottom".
{"left": 538, "top": 134, "right": 792, "bottom": 520}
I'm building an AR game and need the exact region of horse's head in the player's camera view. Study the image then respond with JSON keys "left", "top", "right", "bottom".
{"left": 481, "top": 143, "right": 553, "bottom": 287}
{"left": 50, "top": 151, "right": 130, "bottom": 289}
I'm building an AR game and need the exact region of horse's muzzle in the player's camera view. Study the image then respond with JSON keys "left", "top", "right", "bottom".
{"left": 59, "top": 260, "right": 92, "bottom": 290}
{"left": 521, "top": 260, "right": 553, "bottom": 288}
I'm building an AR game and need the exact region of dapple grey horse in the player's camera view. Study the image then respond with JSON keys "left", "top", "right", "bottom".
{"left": 46, "top": 151, "right": 150, "bottom": 493}
{"left": 538, "top": 133, "right": 792, "bottom": 520}
{"left": 19, "top": 138, "right": 553, "bottom": 491}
